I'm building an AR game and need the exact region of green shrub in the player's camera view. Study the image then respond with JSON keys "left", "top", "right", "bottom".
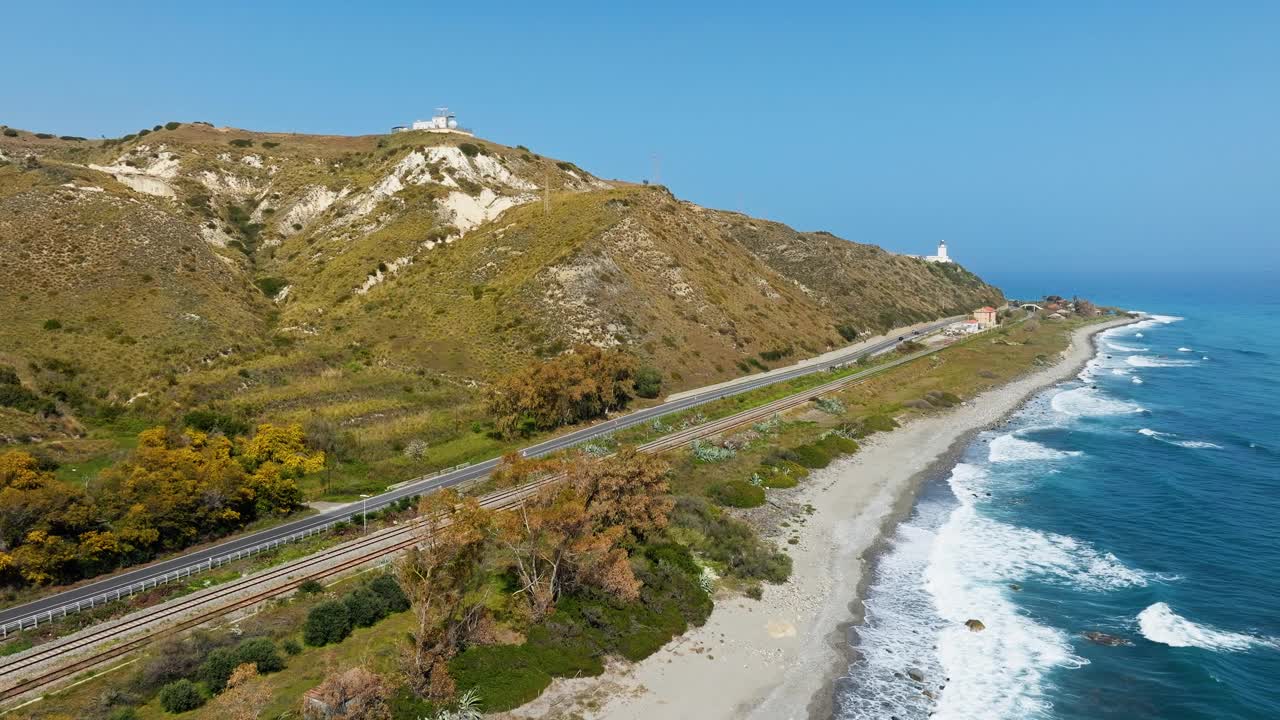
{"left": 253, "top": 276, "right": 289, "bottom": 297}
{"left": 262, "top": 141, "right": 279, "bottom": 149}
{"left": 708, "top": 479, "right": 765, "bottom": 508}
{"left": 344, "top": 586, "right": 388, "bottom": 628}
{"left": 862, "top": 414, "right": 898, "bottom": 434}
{"left": 449, "top": 645, "right": 552, "bottom": 712}
{"left": 368, "top": 574, "right": 411, "bottom": 612}
{"left": 633, "top": 366, "right": 662, "bottom": 398}
{"left": 671, "top": 497, "right": 791, "bottom": 583}
{"left": 457, "top": 142, "right": 482, "bottom": 157}
{"left": 836, "top": 324, "right": 859, "bottom": 341}
{"left": 234, "top": 636, "right": 285, "bottom": 674}
{"left": 759, "top": 347, "right": 793, "bottom": 362}
{"left": 282, "top": 638, "right": 302, "bottom": 655}
{"left": 792, "top": 443, "right": 833, "bottom": 468}
{"left": 197, "top": 647, "right": 238, "bottom": 693}
{"left": 817, "top": 434, "right": 858, "bottom": 455}
{"left": 158, "top": 679, "right": 205, "bottom": 713}
{"left": 304, "top": 599, "right": 352, "bottom": 646}
{"left": 34, "top": 132, "right": 54, "bottom": 139}
{"left": 164, "top": 121, "right": 181, "bottom": 130}
{"left": 42, "top": 319, "right": 62, "bottom": 331}
{"left": 758, "top": 462, "right": 805, "bottom": 489}
{"left": 229, "top": 138, "right": 253, "bottom": 148}
{"left": 108, "top": 708, "right": 139, "bottom": 720}
{"left": 2, "top": 128, "right": 18, "bottom": 137}
{"left": 183, "top": 408, "right": 249, "bottom": 437}
{"left": 296, "top": 578, "right": 325, "bottom": 595}
{"left": 450, "top": 543, "right": 708, "bottom": 711}
{"left": 0, "top": 383, "right": 42, "bottom": 413}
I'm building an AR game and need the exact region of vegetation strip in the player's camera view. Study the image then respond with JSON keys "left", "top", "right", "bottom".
{"left": 0, "top": 330, "right": 962, "bottom": 705}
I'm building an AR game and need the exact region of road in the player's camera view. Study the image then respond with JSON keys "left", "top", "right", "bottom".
{"left": 0, "top": 318, "right": 956, "bottom": 629}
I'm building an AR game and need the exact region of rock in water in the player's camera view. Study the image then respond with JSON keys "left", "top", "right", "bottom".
{"left": 1008, "top": 583, "right": 1022, "bottom": 591}
{"left": 1081, "top": 630, "right": 1132, "bottom": 647}
{"left": 965, "top": 619, "right": 986, "bottom": 632}
{"left": 907, "top": 668, "right": 926, "bottom": 682}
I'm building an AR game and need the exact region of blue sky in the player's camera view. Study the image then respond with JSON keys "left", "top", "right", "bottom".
{"left": 4, "top": 1, "right": 1276, "bottom": 277}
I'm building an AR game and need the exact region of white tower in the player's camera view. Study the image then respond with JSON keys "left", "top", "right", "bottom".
{"left": 936, "top": 240, "right": 948, "bottom": 261}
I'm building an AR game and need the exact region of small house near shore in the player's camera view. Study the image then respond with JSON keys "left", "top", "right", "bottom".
{"left": 973, "top": 306, "right": 997, "bottom": 328}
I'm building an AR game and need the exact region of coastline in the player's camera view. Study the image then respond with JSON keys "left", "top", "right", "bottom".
{"left": 506, "top": 318, "right": 1133, "bottom": 720}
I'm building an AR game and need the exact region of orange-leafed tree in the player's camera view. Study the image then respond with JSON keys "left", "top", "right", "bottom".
{"left": 495, "top": 448, "right": 672, "bottom": 619}
{"left": 486, "top": 345, "right": 636, "bottom": 437}
{"left": 397, "top": 489, "right": 496, "bottom": 699}
{"left": 304, "top": 666, "right": 392, "bottom": 720}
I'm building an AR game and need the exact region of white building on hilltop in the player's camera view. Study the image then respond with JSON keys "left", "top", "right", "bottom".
{"left": 391, "top": 108, "right": 474, "bottom": 136}
{"left": 906, "top": 241, "right": 954, "bottom": 264}
{"left": 925, "top": 240, "right": 952, "bottom": 263}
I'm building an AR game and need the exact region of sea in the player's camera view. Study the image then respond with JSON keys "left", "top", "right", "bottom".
{"left": 834, "top": 271, "right": 1280, "bottom": 720}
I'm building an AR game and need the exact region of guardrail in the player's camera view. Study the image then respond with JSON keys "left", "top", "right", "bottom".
{"left": 0, "top": 321, "right": 963, "bottom": 637}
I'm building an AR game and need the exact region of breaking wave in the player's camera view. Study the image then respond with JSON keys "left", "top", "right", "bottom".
{"left": 1138, "top": 603, "right": 1276, "bottom": 651}
{"left": 1138, "top": 429, "right": 1220, "bottom": 449}
{"left": 988, "top": 434, "right": 1082, "bottom": 463}
{"left": 1126, "top": 355, "right": 1195, "bottom": 368}
{"left": 1050, "top": 387, "right": 1144, "bottom": 417}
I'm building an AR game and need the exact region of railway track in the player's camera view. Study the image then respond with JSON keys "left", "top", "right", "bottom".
{"left": 0, "top": 342, "right": 939, "bottom": 706}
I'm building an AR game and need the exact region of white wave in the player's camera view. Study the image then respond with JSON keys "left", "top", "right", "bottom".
{"left": 988, "top": 434, "right": 1082, "bottom": 463}
{"left": 1138, "top": 428, "right": 1221, "bottom": 449}
{"left": 1110, "top": 367, "right": 1130, "bottom": 376}
{"left": 1138, "top": 603, "right": 1275, "bottom": 651}
{"left": 1177, "top": 347, "right": 1193, "bottom": 352}
{"left": 1131, "top": 377, "right": 1144, "bottom": 384}
{"left": 1202, "top": 355, "right": 1210, "bottom": 360}
{"left": 1148, "top": 314, "right": 1184, "bottom": 324}
{"left": 1126, "top": 355, "right": 1194, "bottom": 368}
{"left": 1051, "top": 387, "right": 1144, "bottom": 417}
{"left": 1106, "top": 341, "right": 1148, "bottom": 352}
{"left": 1135, "top": 332, "right": 1144, "bottom": 338}
{"left": 922, "top": 465, "right": 1154, "bottom": 719}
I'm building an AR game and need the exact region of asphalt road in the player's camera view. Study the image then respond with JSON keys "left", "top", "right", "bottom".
{"left": 0, "top": 318, "right": 956, "bottom": 627}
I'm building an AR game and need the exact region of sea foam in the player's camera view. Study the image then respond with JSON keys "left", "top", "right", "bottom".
{"left": 1126, "top": 355, "right": 1194, "bottom": 368}
{"left": 988, "top": 434, "right": 1082, "bottom": 463}
{"left": 1138, "top": 428, "right": 1221, "bottom": 449}
{"left": 1051, "top": 387, "right": 1144, "bottom": 417}
{"left": 1138, "top": 603, "right": 1276, "bottom": 651}
{"left": 922, "top": 460, "right": 1156, "bottom": 718}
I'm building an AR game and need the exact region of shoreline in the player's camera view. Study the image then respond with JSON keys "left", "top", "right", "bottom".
{"left": 506, "top": 318, "right": 1133, "bottom": 720}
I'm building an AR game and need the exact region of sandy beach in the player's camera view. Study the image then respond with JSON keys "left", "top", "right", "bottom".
{"left": 506, "top": 318, "right": 1132, "bottom": 720}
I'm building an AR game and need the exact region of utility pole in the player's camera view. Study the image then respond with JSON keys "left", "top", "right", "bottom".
{"left": 360, "top": 494, "right": 370, "bottom": 534}
{"left": 543, "top": 165, "right": 551, "bottom": 214}
{"left": 651, "top": 153, "right": 661, "bottom": 186}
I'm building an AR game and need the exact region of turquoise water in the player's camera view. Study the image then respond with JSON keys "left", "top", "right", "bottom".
{"left": 836, "top": 274, "right": 1280, "bottom": 719}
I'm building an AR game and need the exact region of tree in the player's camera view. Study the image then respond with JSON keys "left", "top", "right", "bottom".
{"left": 238, "top": 423, "right": 324, "bottom": 515}
{"left": 493, "top": 449, "right": 673, "bottom": 619}
{"left": 305, "top": 599, "right": 353, "bottom": 646}
{"left": 486, "top": 346, "right": 636, "bottom": 437}
{"left": 397, "top": 489, "right": 496, "bottom": 699}
{"left": 158, "top": 678, "right": 206, "bottom": 713}
{"left": 304, "top": 667, "right": 392, "bottom": 720}
{"left": 633, "top": 366, "right": 663, "bottom": 399}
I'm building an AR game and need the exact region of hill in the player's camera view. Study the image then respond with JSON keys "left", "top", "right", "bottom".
{"left": 0, "top": 121, "right": 1001, "bottom": 490}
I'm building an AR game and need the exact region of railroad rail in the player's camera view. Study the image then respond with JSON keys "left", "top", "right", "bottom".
{"left": 0, "top": 338, "right": 953, "bottom": 706}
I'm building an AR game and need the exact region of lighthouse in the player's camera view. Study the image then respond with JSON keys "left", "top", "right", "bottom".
{"left": 924, "top": 241, "right": 953, "bottom": 264}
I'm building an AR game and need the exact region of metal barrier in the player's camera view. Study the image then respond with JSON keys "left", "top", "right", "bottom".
{"left": 0, "top": 322, "right": 964, "bottom": 638}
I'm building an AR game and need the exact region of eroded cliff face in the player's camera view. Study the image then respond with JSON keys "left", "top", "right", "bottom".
{"left": 0, "top": 123, "right": 999, "bottom": 439}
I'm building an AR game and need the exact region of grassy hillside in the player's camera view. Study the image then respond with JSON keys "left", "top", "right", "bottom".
{"left": 0, "top": 121, "right": 1001, "bottom": 496}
